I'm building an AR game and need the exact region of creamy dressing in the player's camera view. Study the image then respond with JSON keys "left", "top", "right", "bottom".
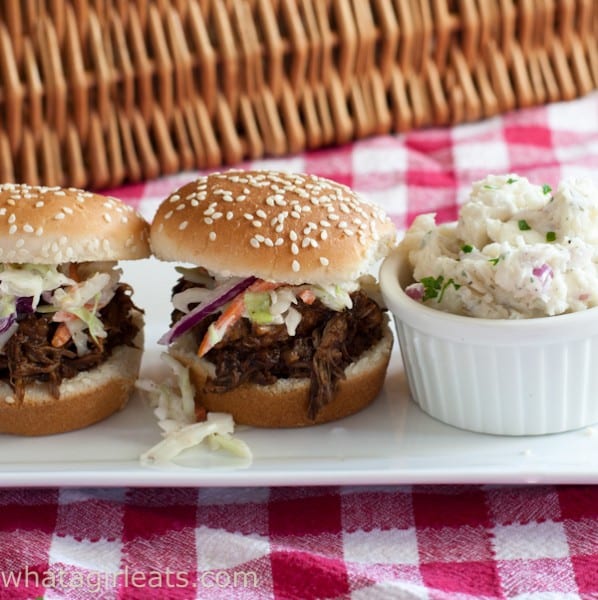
{"left": 402, "top": 174, "right": 598, "bottom": 318}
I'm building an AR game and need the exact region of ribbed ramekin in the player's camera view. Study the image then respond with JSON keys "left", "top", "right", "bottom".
{"left": 379, "top": 245, "right": 598, "bottom": 435}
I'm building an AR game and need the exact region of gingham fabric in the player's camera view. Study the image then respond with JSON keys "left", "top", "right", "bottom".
{"left": 2, "top": 92, "right": 598, "bottom": 599}
{"left": 1, "top": 485, "right": 598, "bottom": 599}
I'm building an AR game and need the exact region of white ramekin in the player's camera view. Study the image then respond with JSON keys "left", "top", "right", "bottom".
{"left": 379, "top": 244, "right": 598, "bottom": 436}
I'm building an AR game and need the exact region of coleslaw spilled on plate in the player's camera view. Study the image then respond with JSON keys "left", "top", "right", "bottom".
{"left": 136, "top": 353, "right": 252, "bottom": 466}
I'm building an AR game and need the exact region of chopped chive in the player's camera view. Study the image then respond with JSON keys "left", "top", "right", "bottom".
{"left": 518, "top": 219, "right": 531, "bottom": 231}
{"left": 542, "top": 184, "right": 552, "bottom": 195}
{"left": 546, "top": 231, "right": 556, "bottom": 242}
{"left": 461, "top": 244, "right": 473, "bottom": 253}
{"left": 507, "top": 177, "right": 518, "bottom": 184}
{"left": 438, "top": 278, "right": 460, "bottom": 302}
{"left": 483, "top": 185, "right": 497, "bottom": 190}
{"left": 420, "top": 275, "right": 460, "bottom": 303}
{"left": 420, "top": 275, "right": 443, "bottom": 302}
{"left": 488, "top": 257, "right": 500, "bottom": 266}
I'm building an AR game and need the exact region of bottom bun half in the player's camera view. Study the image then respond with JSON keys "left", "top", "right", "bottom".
{"left": 170, "top": 320, "right": 393, "bottom": 428}
{"left": 0, "top": 310, "right": 144, "bottom": 436}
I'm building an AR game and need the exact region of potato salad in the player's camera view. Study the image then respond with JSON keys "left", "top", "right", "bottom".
{"left": 402, "top": 174, "right": 598, "bottom": 318}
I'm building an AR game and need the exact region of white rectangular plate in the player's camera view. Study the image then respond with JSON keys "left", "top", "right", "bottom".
{"left": 2, "top": 258, "right": 598, "bottom": 487}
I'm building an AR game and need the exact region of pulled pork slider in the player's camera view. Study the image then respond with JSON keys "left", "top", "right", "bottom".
{"left": 151, "top": 170, "right": 396, "bottom": 427}
{"left": 0, "top": 183, "right": 150, "bottom": 435}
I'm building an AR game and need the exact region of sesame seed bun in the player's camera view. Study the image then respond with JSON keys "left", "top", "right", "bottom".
{"left": 0, "top": 183, "right": 150, "bottom": 263}
{"left": 170, "top": 321, "right": 393, "bottom": 428}
{"left": 150, "top": 170, "right": 396, "bottom": 284}
{"left": 0, "top": 311, "right": 144, "bottom": 436}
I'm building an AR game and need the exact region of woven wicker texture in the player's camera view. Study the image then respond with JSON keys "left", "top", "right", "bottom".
{"left": 0, "top": 0, "right": 597, "bottom": 189}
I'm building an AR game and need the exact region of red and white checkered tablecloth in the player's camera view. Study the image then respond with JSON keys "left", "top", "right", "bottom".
{"left": 3, "top": 92, "right": 598, "bottom": 599}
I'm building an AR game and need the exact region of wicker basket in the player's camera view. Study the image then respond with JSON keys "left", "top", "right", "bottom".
{"left": 0, "top": 0, "right": 596, "bottom": 189}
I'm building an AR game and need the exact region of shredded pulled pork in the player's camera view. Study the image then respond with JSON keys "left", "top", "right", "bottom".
{"left": 173, "top": 277, "right": 385, "bottom": 419}
{"left": 0, "top": 285, "right": 141, "bottom": 401}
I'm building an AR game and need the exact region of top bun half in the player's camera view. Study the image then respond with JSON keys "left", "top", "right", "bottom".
{"left": 150, "top": 170, "right": 397, "bottom": 284}
{"left": 0, "top": 184, "right": 150, "bottom": 263}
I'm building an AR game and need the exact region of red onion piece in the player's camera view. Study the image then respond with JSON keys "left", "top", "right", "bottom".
{"left": 158, "top": 276, "right": 257, "bottom": 345}
{"left": 405, "top": 283, "right": 424, "bottom": 302}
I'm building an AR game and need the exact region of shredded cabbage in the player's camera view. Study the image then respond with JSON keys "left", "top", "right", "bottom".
{"left": 244, "top": 291, "right": 274, "bottom": 324}
{"left": 137, "top": 353, "right": 252, "bottom": 465}
{"left": 0, "top": 261, "right": 121, "bottom": 353}
{"left": 0, "top": 263, "right": 73, "bottom": 307}
{"left": 311, "top": 283, "right": 355, "bottom": 310}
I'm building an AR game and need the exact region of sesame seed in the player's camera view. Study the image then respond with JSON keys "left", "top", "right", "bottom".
{"left": 255, "top": 234, "right": 265, "bottom": 243}
{"left": 0, "top": 208, "right": 5, "bottom": 215}
{"left": 175, "top": 204, "right": 185, "bottom": 211}
{"left": 226, "top": 211, "right": 234, "bottom": 220}
{"left": 292, "top": 260, "right": 300, "bottom": 272}
{"left": 291, "top": 243, "right": 299, "bottom": 255}
{"left": 275, "top": 224, "right": 284, "bottom": 233}
{"left": 164, "top": 210, "right": 173, "bottom": 220}
{"left": 121, "top": 216, "right": 128, "bottom": 224}
{"left": 252, "top": 220, "right": 262, "bottom": 228}
{"left": 179, "top": 221, "right": 189, "bottom": 230}
{"left": 243, "top": 213, "right": 254, "bottom": 221}
{"left": 256, "top": 209, "right": 267, "bottom": 219}
{"left": 191, "top": 199, "right": 199, "bottom": 207}
{"left": 169, "top": 194, "right": 181, "bottom": 203}
{"left": 264, "top": 238, "right": 274, "bottom": 247}
{"left": 291, "top": 211, "right": 301, "bottom": 219}
{"left": 289, "top": 230, "right": 298, "bottom": 241}
{"left": 35, "top": 227, "right": 43, "bottom": 236}
{"left": 320, "top": 257, "right": 330, "bottom": 266}
{"left": 301, "top": 238, "right": 311, "bottom": 248}
{"left": 35, "top": 201, "right": 44, "bottom": 208}
{"left": 275, "top": 238, "right": 284, "bottom": 246}
{"left": 209, "top": 232, "right": 217, "bottom": 241}
{"left": 212, "top": 212, "right": 223, "bottom": 220}
{"left": 7, "top": 214, "right": 15, "bottom": 224}
{"left": 204, "top": 217, "right": 214, "bottom": 225}
{"left": 250, "top": 238, "right": 260, "bottom": 249}
{"left": 8, "top": 225, "right": 16, "bottom": 235}
{"left": 103, "top": 213, "right": 112, "bottom": 223}
{"left": 15, "top": 239, "right": 24, "bottom": 248}
{"left": 237, "top": 195, "right": 247, "bottom": 202}
{"left": 320, "top": 230, "right": 328, "bottom": 240}
{"left": 23, "top": 223, "right": 34, "bottom": 233}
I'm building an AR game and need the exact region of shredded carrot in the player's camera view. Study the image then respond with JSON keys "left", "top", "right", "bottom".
{"left": 298, "top": 289, "right": 316, "bottom": 305}
{"left": 51, "top": 323, "right": 71, "bottom": 348}
{"left": 197, "top": 279, "right": 280, "bottom": 357}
